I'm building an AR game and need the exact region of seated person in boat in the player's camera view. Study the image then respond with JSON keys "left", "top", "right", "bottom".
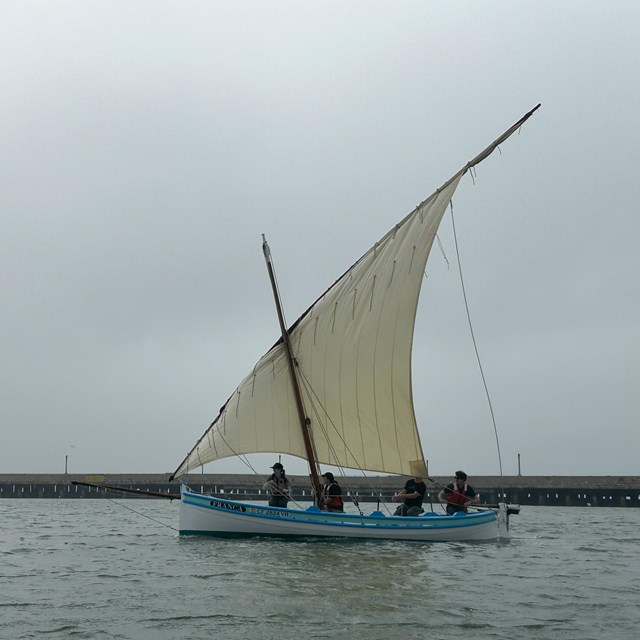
{"left": 319, "top": 472, "right": 344, "bottom": 512}
{"left": 391, "top": 476, "right": 426, "bottom": 516}
{"left": 438, "top": 470, "right": 480, "bottom": 515}
{"left": 262, "top": 462, "right": 291, "bottom": 508}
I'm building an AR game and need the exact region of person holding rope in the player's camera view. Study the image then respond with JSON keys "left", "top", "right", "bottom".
{"left": 391, "top": 475, "right": 426, "bottom": 516}
{"left": 438, "top": 470, "right": 480, "bottom": 515}
{"left": 262, "top": 462, "right": 291, "bottom": 508}
{"left": 319, "top": 472, "right": 344, "bottom": 512}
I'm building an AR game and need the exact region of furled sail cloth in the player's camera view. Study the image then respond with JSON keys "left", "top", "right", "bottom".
{"left": 170, "top": 105, "right": 541, "bottom": 480}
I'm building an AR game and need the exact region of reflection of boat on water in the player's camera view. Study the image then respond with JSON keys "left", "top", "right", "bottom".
{"left": 169, "top": 105, "right": 541, "bottom": 542}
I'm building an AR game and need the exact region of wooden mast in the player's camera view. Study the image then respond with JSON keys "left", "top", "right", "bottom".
{"left": 261, "top": 235, "right": 323, "bottom": 503}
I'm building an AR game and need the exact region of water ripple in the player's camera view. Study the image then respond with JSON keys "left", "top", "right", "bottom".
{"left": 1, "top": 501, "right": 639, "bottom": 639}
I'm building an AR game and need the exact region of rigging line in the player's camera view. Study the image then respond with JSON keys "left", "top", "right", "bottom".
{"left": 215, "top": 430, "right": 260, "bottom": 475}
{"left": 259, "top": 481, "right": 306, "bottom": 511}
{"left": 303, "top": 395, "right": 363, "bottom": 514}
{"left": 214, "top": 431, "right": 307, "bottom": 509}
{"left": 238, "top": 453, "right": 260, "bottom": 476}
{"left": 295, "top": 367, "right": 365, "bottom": 475}
{"left": 106, "top": 498, "right": 179, "bottom": 532}
{"left": 212, "top": 439, "right": 307, "bottom": 508}
{"left": 296, "top": 369, "right": 394, "bottom": 516}
{"left": 435, "top": 233, "right": 450, "bottom": 270}
{"left": 449, "top": 199, "right": 504, "bottom": 476}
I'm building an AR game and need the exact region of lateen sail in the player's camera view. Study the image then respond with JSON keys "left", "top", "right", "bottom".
{"left": 171, "top": 105, "right": 541, "bottom": 480}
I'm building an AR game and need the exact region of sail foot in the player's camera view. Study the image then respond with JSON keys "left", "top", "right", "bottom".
{"left": 409, "top": 460, "right": 428, "bottom": 478}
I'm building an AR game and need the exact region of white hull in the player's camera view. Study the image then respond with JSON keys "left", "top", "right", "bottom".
{"left": 179, "top": 489, "right": 510, "bottom": 542}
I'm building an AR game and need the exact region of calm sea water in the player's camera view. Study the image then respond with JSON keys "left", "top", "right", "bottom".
{"left": 1, "top": 500, "right": 638, "bottom": 639}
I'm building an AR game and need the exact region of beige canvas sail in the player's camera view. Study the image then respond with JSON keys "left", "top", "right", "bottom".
{"left": 172, "top": 177, "right": 460, "bottom": 479}
{"left": 171, "top": 105, "right": 541, "bottom": 480}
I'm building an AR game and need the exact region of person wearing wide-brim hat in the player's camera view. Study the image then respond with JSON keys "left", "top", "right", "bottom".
{"left": 262, "top": 462, "right": 291, "bottom": 508}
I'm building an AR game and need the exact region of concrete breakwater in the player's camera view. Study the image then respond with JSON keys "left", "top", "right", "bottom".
{"left": 1, "top": 474, "right": 638, "bottom": 507}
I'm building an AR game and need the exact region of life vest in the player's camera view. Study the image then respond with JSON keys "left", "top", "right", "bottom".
{"left": 447, "top": 482, "right": 468, "bottom": 506}
{"left": 322, "top": 482, "right": 344, "bottom": 510}
{"left": 273, "top": 476, "right": 288, "bottom": 490}
{"left": 266, "top": 475, "right": 290, "bottom": 507}
{"left": 268, "top": 475, "right": 290, "bottom": 496}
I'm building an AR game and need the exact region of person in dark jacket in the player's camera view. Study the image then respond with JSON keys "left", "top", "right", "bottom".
{"left": 262, "top": 462, "right": 291, "bottom": 508}
{"left": 392, "top": 475, "right": 426, "bottom": 516}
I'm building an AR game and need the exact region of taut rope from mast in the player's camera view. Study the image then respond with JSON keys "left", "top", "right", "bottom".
{"left": 449, "top": 199, "right": 504, "bottom": 476}
{"left": 212, "top": 416, "right": 310, "bottom": 509}
{"left": 295, "top": 367, "right": 397, "bottom": 516}
{"left": 432, "top": 103, "right": 543, "bottom": 480}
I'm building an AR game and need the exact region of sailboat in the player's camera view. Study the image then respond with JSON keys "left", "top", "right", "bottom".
{"left": 169, "top": 105, "right": 541, "bottom": 541}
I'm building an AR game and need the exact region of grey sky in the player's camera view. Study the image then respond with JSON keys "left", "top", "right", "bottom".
{"left": 1, "top": 1, "right": 638, "bottom": 477}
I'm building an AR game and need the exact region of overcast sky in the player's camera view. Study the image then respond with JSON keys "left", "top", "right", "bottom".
{"left": 1, "top": 1, "right": 638, "bottom": 478}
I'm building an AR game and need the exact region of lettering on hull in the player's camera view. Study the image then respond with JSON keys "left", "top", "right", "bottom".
{"left": 209, "top": 499, "right": 246, "bottom": 512}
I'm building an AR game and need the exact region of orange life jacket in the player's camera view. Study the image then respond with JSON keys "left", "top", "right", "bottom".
{"left": 447, "top": 482, "right": 468, "bottom": 506}
{"left": 322, "top": 482, "right": 344, "bottom": 510}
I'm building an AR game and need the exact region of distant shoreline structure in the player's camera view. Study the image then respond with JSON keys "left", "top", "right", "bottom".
{"left": 1, "top": 474, "right": 638, "bottom": 507}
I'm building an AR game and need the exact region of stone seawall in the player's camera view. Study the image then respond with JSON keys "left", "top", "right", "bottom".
{"left": 1, "top": 474, "right": 638, "bottom": 507}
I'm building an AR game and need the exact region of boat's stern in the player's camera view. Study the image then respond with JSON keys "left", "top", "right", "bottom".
{"left": 497, "top": 502, "right": 520, "bottom": 541}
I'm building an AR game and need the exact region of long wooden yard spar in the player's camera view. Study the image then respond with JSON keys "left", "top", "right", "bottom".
{"left": 261, "top": 235, "right": 323, "bottom": 502}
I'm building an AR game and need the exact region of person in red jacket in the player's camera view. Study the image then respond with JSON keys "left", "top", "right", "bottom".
{"left": 319, "top": 472, "right": 344, "bottom": 512}
{"left": 438, "top": 470, "right": 480, "bottom": 515}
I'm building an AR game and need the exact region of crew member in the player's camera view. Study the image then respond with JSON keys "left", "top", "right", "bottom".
{"left": 262, "top": 462, "right": 291, "bottom": 508}
{"left": 319, "top": 472, "right": 344, "bottom": 512}
{"left": 392, "top": 475, "right": 426, "bottom": 516}
{"left": 438, "top": 470, "right": 480, "bottom": 515}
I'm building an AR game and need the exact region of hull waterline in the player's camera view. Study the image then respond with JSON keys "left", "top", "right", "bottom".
{"left": 179, "top": 489, "right": 510, "bottom": 542}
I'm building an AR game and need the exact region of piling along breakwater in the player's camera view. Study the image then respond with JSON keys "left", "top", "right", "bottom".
{"left": 1, "top": 474, "right": 638, "bottom": 507}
